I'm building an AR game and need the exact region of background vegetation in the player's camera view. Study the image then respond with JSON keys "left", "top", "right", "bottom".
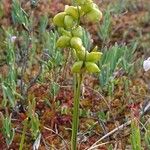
{"left": 0, "top": 0, "right": 150, "bottom": 149}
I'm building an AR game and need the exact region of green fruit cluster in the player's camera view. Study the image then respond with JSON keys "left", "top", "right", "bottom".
{"left": 53, "top": 0, "right": 102, "bottom": 73}
{"left": 77, "top": 0, "right": 102, "bottom": 22}
{"left": 71, "top": 45, "right": 102, "bottom": 73}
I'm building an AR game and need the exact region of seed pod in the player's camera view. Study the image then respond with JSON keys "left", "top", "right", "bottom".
{"left": 53, "top": 12, "right": 66, "bottom": 27}
{"left": 72, "top": 26, "right": 83, "bottom": 38}
{"left": 72, "top": 61, "right": 83, "bottom": 73}
{"left": 76, "top": 49, "right": 88, "bottom": 61}
{"left": 76, "top": 0, "right": 86, "bottom": 5}
{"left": 81, "top": 1, "right": 94, "bottom": 13}
{"left": 58, "top": 27, "right": 72, "bottom": 37}
{"left": 65, "top": 5, "right": 83, "bottom": 19}
{"left": 64, "top": 15, "right": 75, "bottom": 29}
{"left": 86, "top": 52, "right": 102, "bottom": 62}
{"left": 56, "top": 35, "right": 71, "bottom": 48}
{"left": 70, "top": 37, "right": 83, "bottom": 51}
{"left": 85, "top": 62, "right": 100, "bottom": 73}
{"left": 76, "top": 0, "right": 92, "bottom": 5}
{"left": 86, "top": 7, "right": 102, "bottom": 22}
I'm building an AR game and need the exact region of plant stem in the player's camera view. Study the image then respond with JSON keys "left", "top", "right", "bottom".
{"left": 19, "top": 118, "right": 28, "bottom": 150}
{"left": 71, "top": 73, "right": 82, "bottom": 150}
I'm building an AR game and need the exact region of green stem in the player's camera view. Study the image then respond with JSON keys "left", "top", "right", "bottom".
{"left": 19, "top": 118, "right": 28, "bottom": 150}
{"left": 71, "top": 73, "right": 82, "bottom": 150}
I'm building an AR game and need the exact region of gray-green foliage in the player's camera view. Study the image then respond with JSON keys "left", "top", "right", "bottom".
{"left": 46, "top": 31, "right": 63, "bottom": 67}
{"left": 97, "top": 8, "right": 112, "bottom": 44}
{"left": 28, "top": 99, "right": 40, "bottom": 139}
{"left": 50, "top": 82, "right": 60, "bottom": 98}
{"left": 99, "top": 42, "right": 137, "bottom": 89}
{"left": 0, "top": 113, "right": 15, "bottom": 147}
{"left": 109, "top": 0, "right": 140, "bottom": 14}
{"left": 12, "top": 0, "right": 29, "bottom": 29}
{"left": 39, "top": 15, "right": 49, "bottom": 33}
{"left": 81, "top": 28, "right": 92, "bottom": 51}
{"left": 109, "top": 0, "right": 128, "bottom": 14}
{"left": 41, "top": 30, "right": 63, "bottom": 73}
{"left": 1, "top": 29, "right": 17, "bottom": 107}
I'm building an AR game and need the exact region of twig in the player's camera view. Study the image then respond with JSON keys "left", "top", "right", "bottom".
{"left": 143, "top": 115, "right": 150, "bottom": 127}
{"left": 87, "top": 141, "right": 112, "bottom": 150}
{"left": 88, "top": 99, "right": 150, "bottom": 149}
{"left": 88, "top": 120, "right": 131, "bottom": 149}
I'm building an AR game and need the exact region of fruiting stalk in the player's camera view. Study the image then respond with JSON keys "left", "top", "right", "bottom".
{"left": 53, "top": 1, "right": 103, "bottom": 149}
{"left": 71, "top": 73, "right": 82, "bottom": 150}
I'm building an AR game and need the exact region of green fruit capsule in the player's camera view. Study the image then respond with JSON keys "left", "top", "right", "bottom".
{"left": 76, "top": 0, "right": 92, "bottom": 5}
{"left": 58, "top": 27, "right": 72, "bottom": 37}
{"left": 72, "top": 61, "right": 83, "bottom": 73}
{"left": 76, "top": 49, "right": 88, "bottom": 60}
{"left": 81, "top": 1, "right": 94, "bottom": 13}
{"left": 65, "top": 5, "right": 83, "bottom": 19}
{"left": 53, "top": 12, "right": 66, "bottom": 27}
{"left": 76, "top": 0, "right": 86, "bottom": 5}
{"left": 64, "top": 15, "right": 75, "bottom": 29}
{"left": 85, "top": 62, "right": 100, "bottom": 73}
{"left": 86, "top": 8, "right": 102, "bottom": 22}
{"left": 70, "top": 37, "right": 83, "bottom": 51}
{"left": 86, "top": 52, "right": 102, "bottom": 62}
{"left": 56, "top": 35, "right": 71, "bottom": 48}
{"left": 72, "top": 26, "right": 83, "bottom": 38}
